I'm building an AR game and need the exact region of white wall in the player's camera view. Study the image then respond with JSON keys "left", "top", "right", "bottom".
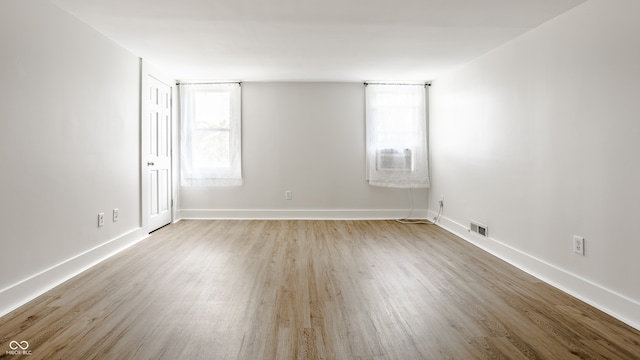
{"left": 180, "top": 82, "right": 428, "bottom": 219}
{"left": 429, "top": 0, "right": 640, "bottom": 328}
{"left": 0, "top": 0, "right": 144, "bottom": 314}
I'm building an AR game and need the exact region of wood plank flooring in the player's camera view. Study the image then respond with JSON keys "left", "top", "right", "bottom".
{"left": 1, "top": 220, "right": 639, "bottom": 359}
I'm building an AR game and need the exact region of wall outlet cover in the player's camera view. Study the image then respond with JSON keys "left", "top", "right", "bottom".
{"left": 573, "top": 236, "right": 585, "bottom": 256}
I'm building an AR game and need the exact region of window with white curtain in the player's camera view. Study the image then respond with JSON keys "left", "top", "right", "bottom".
{"left": 365, "top": 84, "right": 429, "bottom": 188}
{"left": 179, "top": 83, "right": 242, "bottom": 186}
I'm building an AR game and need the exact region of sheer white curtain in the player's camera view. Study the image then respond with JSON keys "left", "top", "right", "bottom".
{"left": 365, "top": 84, "right": 429, "bottom": 188}
{"left": 180, "top": 83, "right": 242, "bottom": 186}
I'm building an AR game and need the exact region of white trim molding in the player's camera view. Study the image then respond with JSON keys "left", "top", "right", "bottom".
{"left": 179, "top": 208, "right": 429, "bottom": 220}
{"left": 0, "top": 228, "right": 149, "bottom": 318}
{"left": 428, "top": 210, "right": 640, "bottom": 331}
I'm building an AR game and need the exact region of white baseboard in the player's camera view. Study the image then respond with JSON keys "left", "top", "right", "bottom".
{"left": 429, "top": 211, "right": 640, "bottom": 331}
{"left": 0, "top": 228, "right": 149, "bottom": 318}
{"left": 179, "top": 208, "right": 429, "bottom": 220}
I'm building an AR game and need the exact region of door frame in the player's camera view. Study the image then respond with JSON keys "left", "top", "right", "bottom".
{"left": 140, "top": 60, "right": 177, "bottom": 233}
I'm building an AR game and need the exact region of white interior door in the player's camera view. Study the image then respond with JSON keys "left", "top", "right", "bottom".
{"left": 144, "top": 74, "right": 172, "bottom": 232}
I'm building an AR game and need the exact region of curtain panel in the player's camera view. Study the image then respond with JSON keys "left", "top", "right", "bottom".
{"left": 365, "top": 84, "right": 429, "bottom": 188}
{"left": 179, "top": 83, "right": 242, "bottom": 186}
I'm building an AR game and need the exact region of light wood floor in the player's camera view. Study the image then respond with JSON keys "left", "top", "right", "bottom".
{"left": 1, "top": 220, "right": 639, "bottom": 359}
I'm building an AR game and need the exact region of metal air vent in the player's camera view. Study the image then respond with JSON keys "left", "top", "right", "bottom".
{"left": 470, "top": 221, "right": 488, "bottom": 237}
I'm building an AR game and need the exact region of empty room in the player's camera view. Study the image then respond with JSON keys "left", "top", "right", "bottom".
{"left": 1, "top": 0, "right": 639, "bottom": 359}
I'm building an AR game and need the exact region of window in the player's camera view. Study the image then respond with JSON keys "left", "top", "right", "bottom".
{"left": 365, "top": 84, "right": 429, "bottom": 188}
{"left": 180, "top": 83, "right": 242, "bottom": 186}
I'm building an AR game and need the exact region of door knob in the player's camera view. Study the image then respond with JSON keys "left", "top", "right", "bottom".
{"left": 147, "top": 161, "right": 155, "bottom": 166}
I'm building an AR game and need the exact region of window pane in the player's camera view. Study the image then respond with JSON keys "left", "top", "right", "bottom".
{"left": 195, "top": 92, "right": 231, "bottom": 129}
{"left": 193, "top": 130, "right": 230, "bottom": 168}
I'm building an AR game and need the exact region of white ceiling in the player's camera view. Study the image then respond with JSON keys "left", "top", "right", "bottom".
{"left": 49, "top": 0, "right": 586, "bottom": 82}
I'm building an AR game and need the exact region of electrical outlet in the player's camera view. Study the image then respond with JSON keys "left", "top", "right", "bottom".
{"left": 113, "top": 208, "right": 119, "bottom": 222}
{"left": 285, "top": 190, "right": 292, "bottom": 200}
{"left": 573, "top": 236, "right": 585, "bottom": 255}
{"left": 98, "top": 213, "right": 105, "bottom": 228}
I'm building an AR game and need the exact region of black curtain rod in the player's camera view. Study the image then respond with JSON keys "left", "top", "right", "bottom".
{"left": 364, "top": 82, "right": 431, "bottom": 87}
{"left": 177, "top": 82, "right": 241, "bottom": 86}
